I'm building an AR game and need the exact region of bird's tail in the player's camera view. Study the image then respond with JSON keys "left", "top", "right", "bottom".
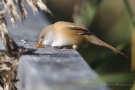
{"left": 88, "top": 34, "right": 129, "bottom": 59}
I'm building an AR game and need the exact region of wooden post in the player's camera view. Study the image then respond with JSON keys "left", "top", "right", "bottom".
{"left": 17, "top": 42, "right": 109, "bottom": 90}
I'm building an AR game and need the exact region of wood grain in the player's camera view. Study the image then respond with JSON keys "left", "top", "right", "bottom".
{"left": 17, "top": 42, "right": 109, "bottom": 90}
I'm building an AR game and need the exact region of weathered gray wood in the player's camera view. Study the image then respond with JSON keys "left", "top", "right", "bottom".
{"left": 17, "top": 42, "right": 110, "bottom": 90}
{"left": 5, "top": 2, "right": 50, "bottom": 41}
{"left": 0, "top": 1, "right": 50, "bottom": 50}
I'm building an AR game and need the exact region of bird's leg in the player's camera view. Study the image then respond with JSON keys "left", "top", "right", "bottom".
{"left": 35, "top": 40, "right": 44, "bottom": 48}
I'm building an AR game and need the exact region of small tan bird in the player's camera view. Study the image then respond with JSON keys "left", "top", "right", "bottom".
{"left": 35, "top": 21, "right": 129, "bottom": 58}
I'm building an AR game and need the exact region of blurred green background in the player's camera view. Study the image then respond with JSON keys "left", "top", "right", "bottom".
{"left": 43, "top": 0, "right": 135, "bottom": 90}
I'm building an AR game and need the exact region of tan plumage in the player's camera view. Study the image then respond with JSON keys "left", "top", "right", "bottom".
{"left": 36, "top": 21, "right": 129, "bottom": 59}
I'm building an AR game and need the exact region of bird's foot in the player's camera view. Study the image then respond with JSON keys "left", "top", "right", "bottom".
{"left": 72, "top": 45, "right": 78, "bottom": 49}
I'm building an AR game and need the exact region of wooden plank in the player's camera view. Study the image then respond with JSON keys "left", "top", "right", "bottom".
{"left": 17, "top": 41, "right": 110, "bottom": 90}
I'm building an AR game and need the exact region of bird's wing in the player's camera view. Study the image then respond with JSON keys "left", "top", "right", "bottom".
{"left": 67, "top": 25, "right": 92, "bottom": 35}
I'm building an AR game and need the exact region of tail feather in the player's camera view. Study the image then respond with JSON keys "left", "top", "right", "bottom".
{"left": 89, "top": 34, "right": 129, "bottom": 59}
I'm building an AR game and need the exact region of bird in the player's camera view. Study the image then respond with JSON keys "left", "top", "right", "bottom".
{"left": 35, "top": 21, "right": 129, "bottom": 59}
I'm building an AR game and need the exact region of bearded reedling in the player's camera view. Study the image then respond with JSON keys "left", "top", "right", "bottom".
{"left": 35, "top": 21, "right": 129, "bottom": 59}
